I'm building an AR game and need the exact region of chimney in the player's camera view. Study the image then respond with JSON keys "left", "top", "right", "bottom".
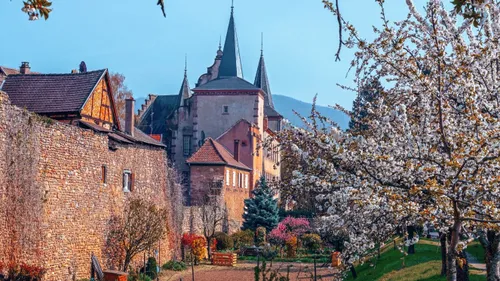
{"left": 263, "top": 116, "right": 269, "bottom": 131}
{"left": 71, "top": 69, "right": 78, "bottom": 74}
{"left": 234, "top": 140, "right": 240, "bottom": 162}
{"left": 125, "top": 98, "right": 135, "bottom": 137}
{"left": 20, "top": 62, "right": 30, "bottom": 74}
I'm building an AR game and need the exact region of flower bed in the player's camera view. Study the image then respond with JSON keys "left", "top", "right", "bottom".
{"left": 211, "top": 252, "right": 237, "bottom": 267}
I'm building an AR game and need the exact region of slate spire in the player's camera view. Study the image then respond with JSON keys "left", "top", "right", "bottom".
{"left": 254, "top": 33, "right": 274, "bottom": 109}
{"left": 178, "top": 55, "right": 191, "bottom": 106}
{"left": 218, "top": 3, "right": 243, "bottom": 79}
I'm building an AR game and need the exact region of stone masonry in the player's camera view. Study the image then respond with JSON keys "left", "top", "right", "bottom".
{"left": 0, "top": 92, "right": 176, "bottom": 281}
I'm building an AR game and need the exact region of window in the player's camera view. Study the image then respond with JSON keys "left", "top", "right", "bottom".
{"left": 183, "top": 136, "right": 192, "bottom": 156}
{"left": 245, "top": 174, "right": 248, "bottom": 189}
{"left": 239, "top": 173, "right": 242, "bottom": 187}
{"left": 101, "top": 165, "right": 107, "bottom": 184}
{"left": 226, "top": 170, "right": 230, "bottom": 186}
{"left": 123, "top": 170, "right": 133, "bottom": 192}
{"left": 223, "top": 105, "right": 229, "bottom": 114}
{"left": 233, "top": 171, "right": 236, "bottom": 187}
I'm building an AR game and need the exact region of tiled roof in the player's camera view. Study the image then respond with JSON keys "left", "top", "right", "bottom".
{"left": 265, "top": 106, "right": 282, "bottom": 118}
{"left": 187, "top": 137, "right": 251, "bottom": 171}
{"left": 0, "top": 66, "right": 20, "bottom": 75}
{"left": 1, "top": 70, "right": 106, "bottom": 114}
{"left": 138, "top": 94, "right": 179, "bottom": 135}
{"left": 78, "top": 120, "right": 165, "bottom": 148}
{"left": 193, "top": 77, "right": 259, "bottom": 91}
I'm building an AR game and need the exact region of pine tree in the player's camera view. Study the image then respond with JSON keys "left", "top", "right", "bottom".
{"left": 242, "top": 177, "right": 279, "bottom": 233}
{"left": 348, "top": 78, "right": 383, "bottom": 134}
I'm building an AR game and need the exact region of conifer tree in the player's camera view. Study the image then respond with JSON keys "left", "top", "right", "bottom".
{"left": 242, "top": 177, "right": 279, "bottom": 233}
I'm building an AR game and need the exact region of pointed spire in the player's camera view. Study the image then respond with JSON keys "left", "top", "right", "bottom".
{"left": 179, "top": 55, "right": 191, "bottom": 106}
{"left": 254, "top": 33, "right": 274, "bottom": 109}
{"left": 218, "top": 2, "right": 243, "bottom": 79}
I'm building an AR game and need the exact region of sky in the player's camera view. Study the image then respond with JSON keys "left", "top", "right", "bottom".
{"left": 0, "top": 0, "right": 410, "bottom": 109}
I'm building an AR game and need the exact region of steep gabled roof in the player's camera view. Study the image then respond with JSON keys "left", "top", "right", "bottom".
{"left": 138, "top": 94, "right": 178, "bottom": 135}
{"left": 2, "top": 69, "right": 106, "bottom": 114}
{"left": 178, "top": 71, "right": 191, "bottom": 106}
{"left": 218, "top": 6, "right": 243, "bottom": 79}
{"left": 187, "top": 137, "right": 251, "bottom": 171}
{"left": 254, "top": 54, "right": 274, "bottom": 108}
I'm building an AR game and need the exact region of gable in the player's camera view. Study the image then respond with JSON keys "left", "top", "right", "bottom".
{"left": 80, "top": 75, "right": 117, "bottom": 130}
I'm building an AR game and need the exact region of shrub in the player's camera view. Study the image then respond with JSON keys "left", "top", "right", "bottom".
{"left": 256, "top": 227, "right": 267, "bottom": 246}
{"left": 145, "top": 257, "right": 157, "bottom": 279}
{"left": 127, "top": 273, "right": 152, "bottom": 281}
{"left": 302, "top": 234, "right": 322, "bottom": 253}
{"left": 269, "top": 217, "right": 311, "bottom": 247}
{"left": 285, "top": 236, "right": 298, "bottom": 258}
{"left": 214, "top": 232, "right": 234, "bottom": 251}
{"left": 231, "top": 230, "right": 254, "bottom": 249}
{"left": 162, "top": 260, "right": 187, "bottom": 271}
{"left": 181, "top": 233, "right": 207, "bottom": 263}
{"left": 5, "top": 262, "right": 46, "bottom": 281}
{"left": 191, "top": 236, "right": 208, "bottom": 263}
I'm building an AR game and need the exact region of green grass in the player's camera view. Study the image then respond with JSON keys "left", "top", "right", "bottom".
{"left": 466, "top": 241, "right": 486, "bottom": 263}
{"left": 238, "top": 255, "right": 331, "bottom": 263}
{"left": 345, "top": 242, "right": 485, "bottom": 281}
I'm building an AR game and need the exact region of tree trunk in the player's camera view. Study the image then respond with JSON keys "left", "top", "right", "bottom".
{"left": 207, "top": 237, "right": 212, "bottom": 260}
{"left": 447, "top": 217, "right": 461, "bottom": 281}
{"left": 408, "top": 225, "right": 415, "bottom": 255}
{"left": 441, "top": 233, "right": 448, "bottom": 276}
{"left": 123, "top": 253, "right": 133, "bottom": 272}
{"left": 456, "top": 250, "right": 469, "bottom": 281}
{"left": 483, "top": 230, "right": 500, "bottom": 281}
{"left": 350, "top": 265, "right": 358, "bottom": 279}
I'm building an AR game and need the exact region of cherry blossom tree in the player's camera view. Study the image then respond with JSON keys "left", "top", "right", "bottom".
{"left": 279, "top": 1, "right": 500, "bottom": 280}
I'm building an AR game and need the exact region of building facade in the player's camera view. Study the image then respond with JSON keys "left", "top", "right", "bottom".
{"left": 137, "top": 6, "right": 283, "bottom": 224}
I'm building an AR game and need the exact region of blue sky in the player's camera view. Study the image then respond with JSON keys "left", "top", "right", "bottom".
{"left": 0, "top": 0, "right": 409, "bottom": 109}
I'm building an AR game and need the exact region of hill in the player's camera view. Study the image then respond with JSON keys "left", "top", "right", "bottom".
{"left": 273, "top": 94, "right": 350, "bottom": 130}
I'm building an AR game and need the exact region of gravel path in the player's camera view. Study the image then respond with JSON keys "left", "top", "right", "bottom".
{"left": 160, "top": 261, "right": 340, "bottom": 281}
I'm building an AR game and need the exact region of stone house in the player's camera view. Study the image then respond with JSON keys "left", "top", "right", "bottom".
{"left": 137, "top": 5, "right": 282, "bottom": 231}
{"left": 0, "top": 69, "right": 177, "bottom": 280}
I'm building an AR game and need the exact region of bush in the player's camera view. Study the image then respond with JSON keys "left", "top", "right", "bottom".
{"left": 145, "top": 257, "right": 157, "bottom": 279}
{"left": 127, "top": 273, "right": 152, "bottom": 281}
{"left": 285, "top": 236, "right": 298, "bottom": 258}
{"left": 256, "top": 227, "right": 267, "bottom": 246}
{"left": 162, "top": 260, "right": 187, "bottom": 271}
{"left": 191, "top": 236, "right": 208, "bottom": 263}
{"left": 302, "top": 234, "right": 322, "bottom": 253}
{"left": 231, "top": 230, "right": 254, "bottom": 249}
{"left": 214, "top": 232, "right": 234, "bottom": 251}
{"left": 3, "top": 262, "right": 46, "bottom": 281}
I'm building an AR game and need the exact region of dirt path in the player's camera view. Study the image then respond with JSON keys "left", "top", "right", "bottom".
{"left": 466, "top": 252, "right": 486, "bottom": 271}
{"left": 160, "top": 261, "right": 339, "bottom": 281}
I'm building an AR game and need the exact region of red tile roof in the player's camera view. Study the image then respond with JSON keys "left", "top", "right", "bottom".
{"left": 187, "top": 138, "right": 251, "bottom": 170}
{"left": 0, "top": 66, "right": 20, "bottom": 75}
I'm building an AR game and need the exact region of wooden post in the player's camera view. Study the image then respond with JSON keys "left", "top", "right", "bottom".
{"left": 191, "top": 252, "right": 195, "bottom": 281}
{"left": 313, "top": 255, "right": 317, "bottom": 281}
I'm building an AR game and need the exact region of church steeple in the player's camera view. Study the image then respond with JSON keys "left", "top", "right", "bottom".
{"left": 178, "top": 55, "right": 191, "bottom": 106}
{"left": 254, "top": 34, "right": 274, "bottom": 109}
{"left": 218, "top": 2, "right": 243, "bottom": 79}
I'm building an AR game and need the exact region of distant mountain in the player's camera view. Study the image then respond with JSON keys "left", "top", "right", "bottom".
{"left": 273, "top": 95, "right": 350, "bottom": 130}
{"left": 134, "top": 94, "right": 350, "bottom": 130}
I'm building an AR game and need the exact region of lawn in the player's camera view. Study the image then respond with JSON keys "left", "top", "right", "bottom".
{"left": 467, "top": 241, "right": 486, "bottom": 263}
{"left": 346, "top": 242, "right": 486, "bottom": 281}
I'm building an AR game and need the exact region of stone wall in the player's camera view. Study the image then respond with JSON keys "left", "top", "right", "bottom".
{"left": 0, "top": 92, "right": 177, "bottom": 281}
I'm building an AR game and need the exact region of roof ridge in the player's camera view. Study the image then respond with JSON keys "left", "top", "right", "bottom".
{"left": 216, "top": 118, "right": 253, "bottom": 141}
{"left": 8, "top": 69, "right": 106, "bottom": 77}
